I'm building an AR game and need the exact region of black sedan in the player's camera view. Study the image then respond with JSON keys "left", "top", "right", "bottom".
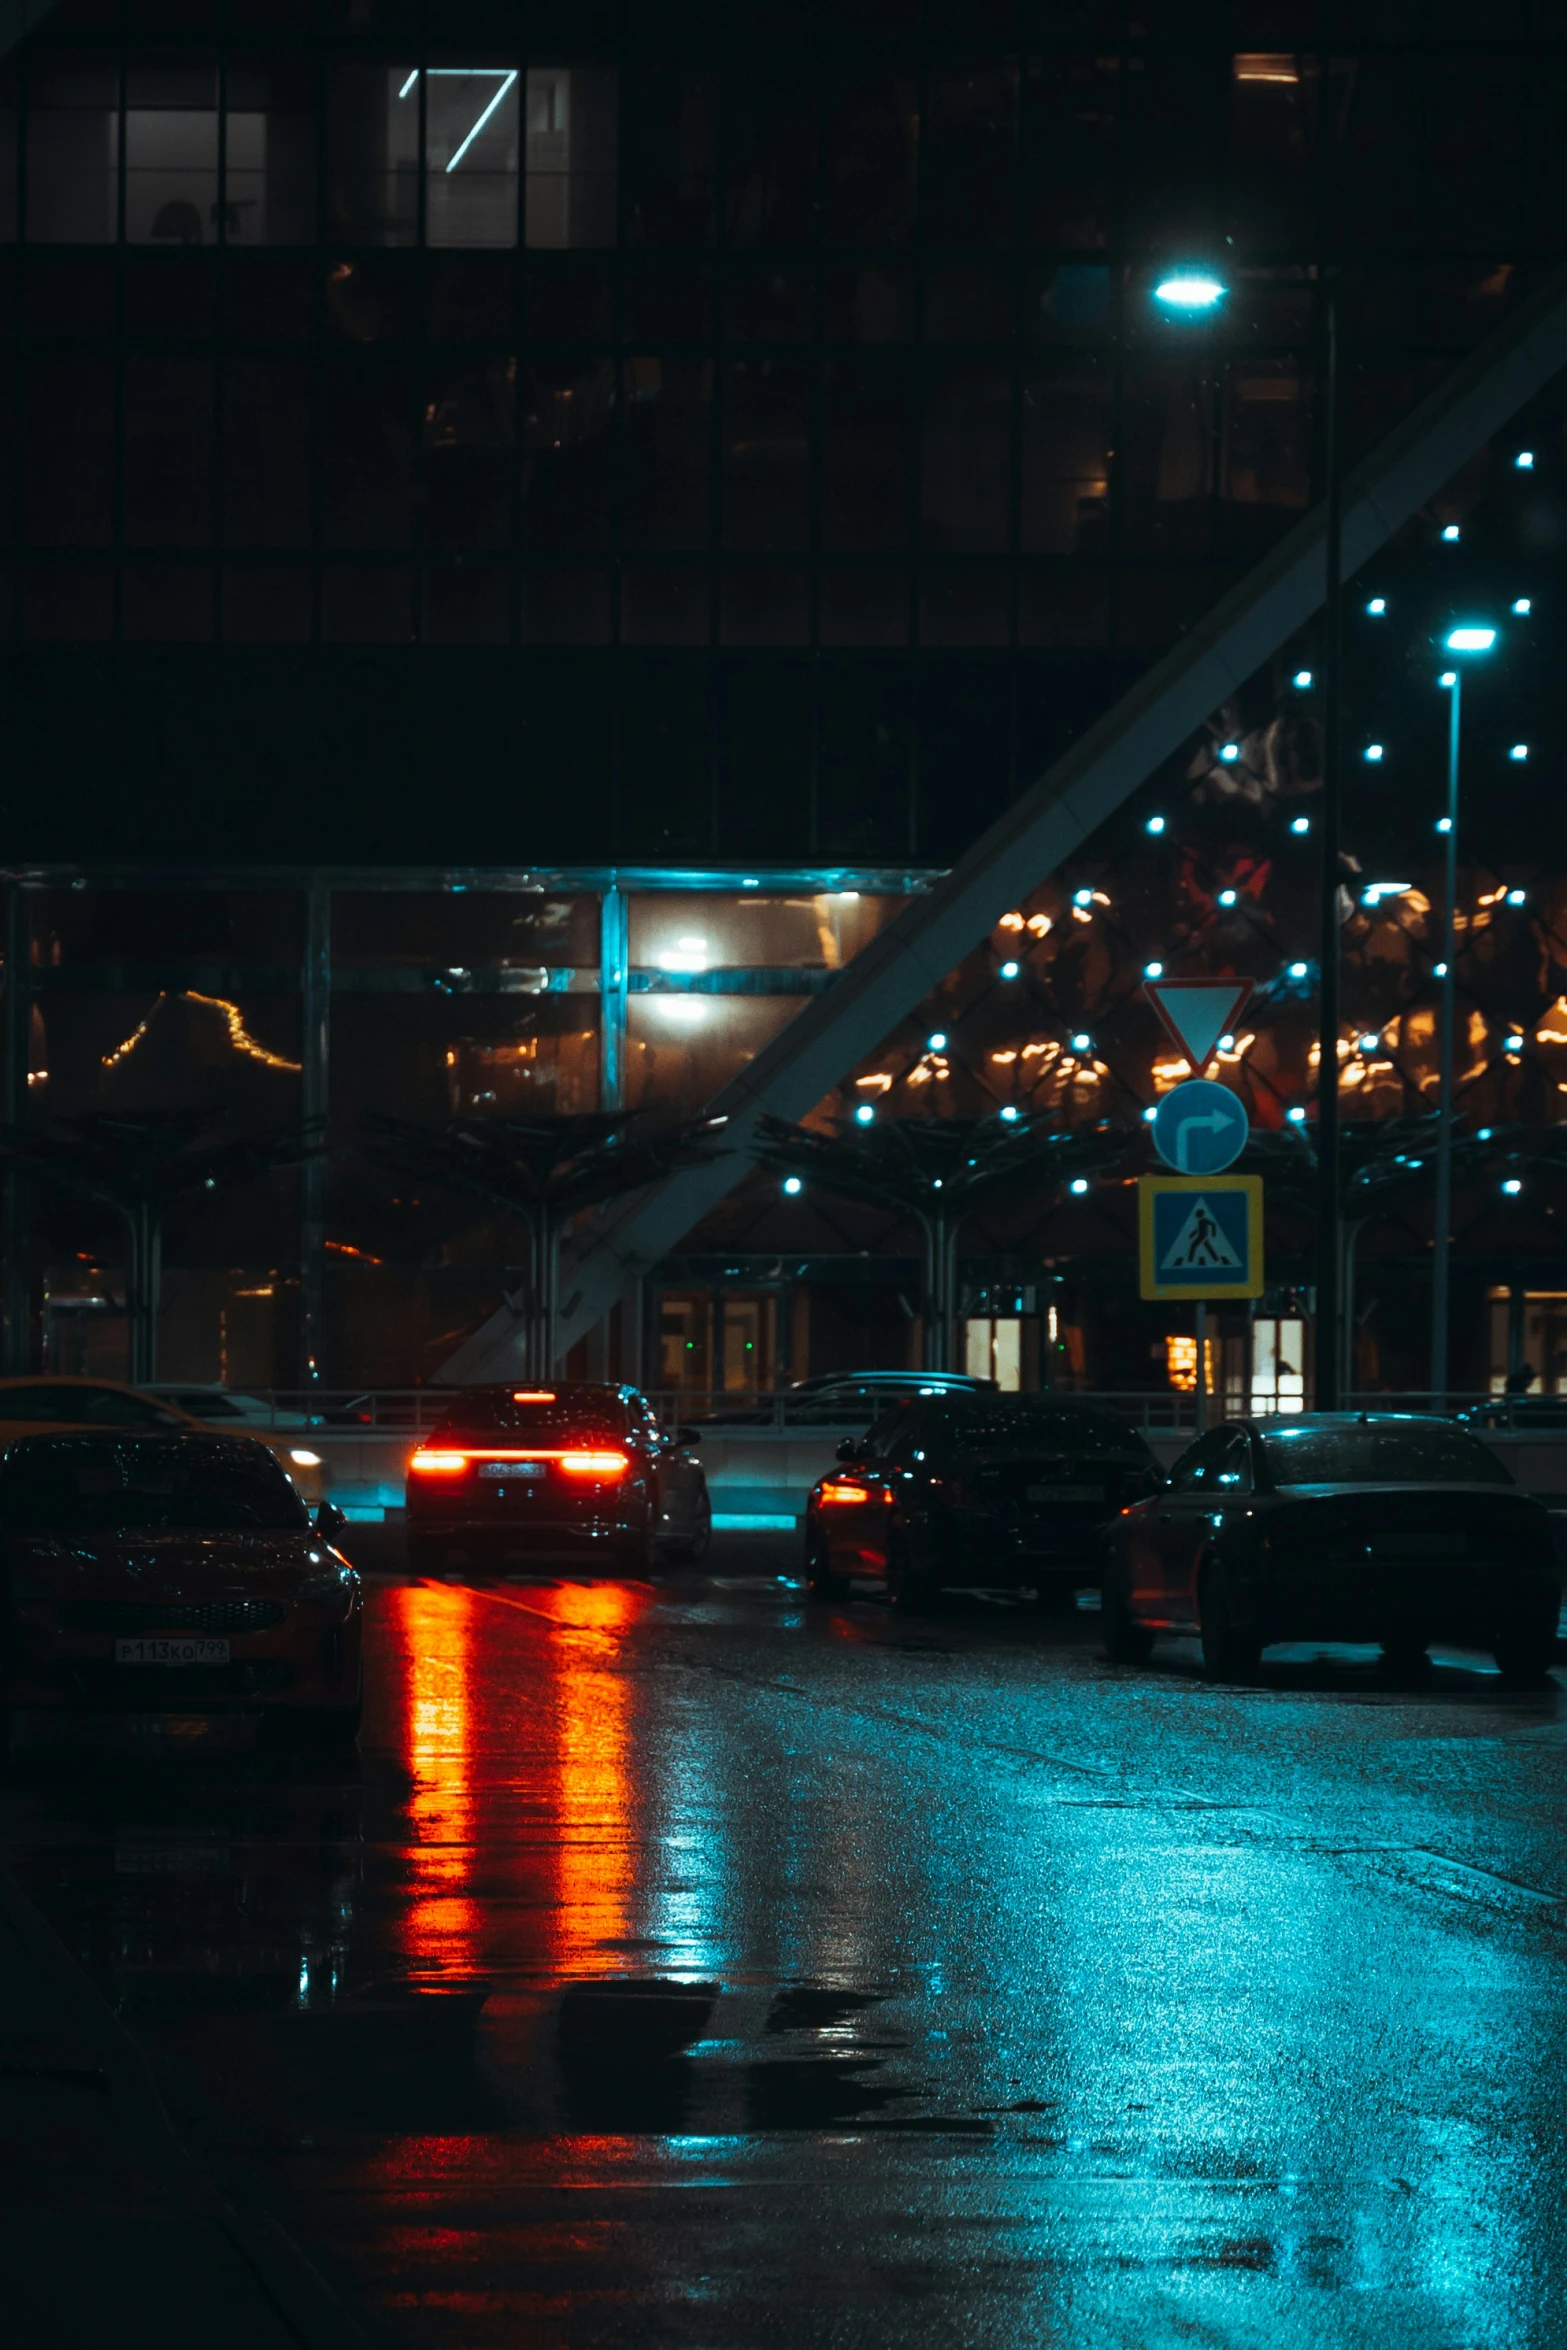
{"left": 805, "top": 1392, "right": 1162, "bottom": 1608}
{"left": 406, "top": 1383, "right": 710, "bottom": 1574}
{"left": 1102, "top": 1412, "right": 1560, "bottom": 1682}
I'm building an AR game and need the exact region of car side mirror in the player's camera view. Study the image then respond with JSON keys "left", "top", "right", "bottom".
{"left": 676, "top": 1424, "right": 700, "bottom": 1447}
{"left": 835, "top": 1437, "right": 860, "bottom": 1463}
{"left": 314, "top": 1500, "right": 348, "bottom": 1537}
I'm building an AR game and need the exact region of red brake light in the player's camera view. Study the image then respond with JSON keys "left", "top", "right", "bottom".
{"left": 410, "top": 1449, "right": 469, "bottom": 1475}
{"left": 558, "top": 1450, "right": 630, "bottom": 1478}
{"left": 820, "top": 1479, "right": 873, "bottom": 1505}
{"left": 513, "top": 1389, "right": 556, "bottom": 1402}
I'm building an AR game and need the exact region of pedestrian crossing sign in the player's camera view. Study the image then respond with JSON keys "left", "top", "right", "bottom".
{"left": 1138, "top": 1175, "right": 1263, "bottom": 1300}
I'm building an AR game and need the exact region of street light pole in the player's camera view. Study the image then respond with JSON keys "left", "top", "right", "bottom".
{"left": 1315, "top": 272, "right": 1344, "bottom": 1408}
{"left": 1431, "top": 669, "right": 1462, "bottom": 1409}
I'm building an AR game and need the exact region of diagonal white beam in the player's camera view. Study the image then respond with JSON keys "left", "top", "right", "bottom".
{"left": 442, "top": 260, "right": 1567, "bottom": 1382}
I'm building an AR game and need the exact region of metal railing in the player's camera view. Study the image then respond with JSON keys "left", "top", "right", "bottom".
{"left": 195, "top": 1384, "right": 1557, "bottom": 1438}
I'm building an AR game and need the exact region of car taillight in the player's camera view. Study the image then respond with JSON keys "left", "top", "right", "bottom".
{"left": 558, "top": 1450, "right": 631, "bottom": 1478}
{"left": 821, "top": 1480, "right": 875, "bottom": 1505}
{"left": 409, "top": 1449, "right": 469, "bottom": 1475}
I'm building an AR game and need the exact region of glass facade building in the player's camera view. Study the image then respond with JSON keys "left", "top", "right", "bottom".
{"left": 3, "top": 4, "right": 1564, "bottom": 865}
{"left": 3, "top": 3, "right": 1566, "bottom": 1398}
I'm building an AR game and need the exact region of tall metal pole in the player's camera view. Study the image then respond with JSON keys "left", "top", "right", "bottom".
{"left": 2, "top": 885, "right": 30, "bottom": 1374}
{"left": 300, "top": 878, "right": 330, "bottom": 1389}
{"left": 1431, "top": 673, "right": 1461, "bottom": 1409}
{"left": 1314, "top": 274, "right": 1344, "bottom": 1408}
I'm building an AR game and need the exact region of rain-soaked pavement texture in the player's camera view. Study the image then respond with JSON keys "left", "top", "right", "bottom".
{"left": 4, "top": 1529, "right": 1567, "bottom": 2348}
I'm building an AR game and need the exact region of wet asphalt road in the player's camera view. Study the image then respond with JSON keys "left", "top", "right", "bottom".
{"left": 5, "top": 1529, "right": 1567, "bottom": 2349}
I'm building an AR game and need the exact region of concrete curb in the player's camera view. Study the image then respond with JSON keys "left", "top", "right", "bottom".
{"left": 0, "top": 1858, "right": 371, "bottom": 2349}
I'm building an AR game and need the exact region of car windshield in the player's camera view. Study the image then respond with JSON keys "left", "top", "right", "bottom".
{"left": 1260, "top": 1421, "right": 1510, "bottom": 1487}
{"left": 938, "top": 1400, "right": 1156, "bottom": 1465}
{"left": 0, "top": 1436, "right": 310, "bottom": 1531}
{"left": 431, "top": 1388, "right": 628, "bottom": 1444}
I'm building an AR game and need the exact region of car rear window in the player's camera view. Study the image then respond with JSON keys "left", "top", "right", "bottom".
{"left": 1260, "top": 1422, "right": 1510, "bottom": 1487}
{"left": 0, "top": 1436, "right": 309, "bottom": 1531}
{"left": 936, "top": 1400, "right": 1157, "bottom": 1467}
{"left": 430, "top": 1388, "right": 628, "bottom": 1444}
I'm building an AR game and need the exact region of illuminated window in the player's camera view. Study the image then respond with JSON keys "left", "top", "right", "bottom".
{"left": 1251, "top": 1317, "right": 1305, "bottom": 1413}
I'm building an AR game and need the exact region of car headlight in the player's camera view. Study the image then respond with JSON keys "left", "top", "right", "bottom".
{"left": 296, "top": 1559, "right": 358, "bottom": 1608}
{"left": 290, "top": 1448, "right": 323, "bottom": 1467}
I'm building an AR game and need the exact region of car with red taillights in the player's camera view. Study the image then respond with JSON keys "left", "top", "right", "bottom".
{"left": 405, "top": 1384, "right": 709, "bottom": 1573}
{"left": 805, "top": 1391, "right": 1162, "bottom": 1609}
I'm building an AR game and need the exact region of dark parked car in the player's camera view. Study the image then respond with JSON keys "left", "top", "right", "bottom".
{"left": 1102, "top": 1412, "right": 1559, "bottom": 1682}
{"left": 405, "top": 1383, "right": 709, "bottom": 1574}
{"left": 704, "top": 1370, "right": 995, "bottom": 1431}
{"left": 1457, "top": 1397, "right": 1567, "bottom": 1432}
{"left": 0, "top": 1432, "right": 362, "bottom": 1744}
{"left": 804, "top": 1392, "right": 1161, "bottom": 1607}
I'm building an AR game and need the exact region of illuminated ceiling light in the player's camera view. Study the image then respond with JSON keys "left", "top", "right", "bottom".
{"left": 1073, "top": 887, "right": 1094, "bottom": 906}
{"left": 1439, "top": 670, "right": 1457, "bottom": 688}
{"left": 1293, "top": 669, "right": 1313, "bottom": 688}
{"left": 999, "top": 1105, "right": 1020, "bottom": 1122}
{"left": 1366, "top": 597, "right": 1387, "bottom": 615}
{"left": 1503, "top": 1177, "right": 1523, "bottom": 1195}
{"left": 1000, "top": 959, "right": 1020, "bottom": 979}
{"left": 1291, "top": 815, "right": 1311, "bottom": 834}
{"left": 400, "top": 68, "right": 521, "bottom": 174}
{"left": 1142, "top": 1105, "right": 1159, "bottom": 1122}
{"left": 742, "top": 877, "right": 760, "bottom": 888}
{"left": 1218, "top": 743, "right": 1241, "bottom": 763}
{"left": 1510, "top": 743, "right": 1529, "bottom": 760}
{"left": 1361, "top": 881, "right": 1411, "bottom": 904}
{"left": 1070, "top": 1176, "right": 1090, "bottom": 1195}
{"left": 1516, "top": 450, "right": 1535, "bottom": 469}
{"left": 1218, "top": 1033, "right": 1235, "bottom": 1051}
{"left": 1434, "top": 961, "right": 1449, "bottom": 977}
{"left": 1363, "top": 743, "right": 1385, "bottom": 762}
{"left": 657, "top": 933, "right": 710, "bottom": 972}
{"left": 1144, "top": 960, "right": 1164, "bottom": 979}
{"left": 1506, "top": 888, "right": 1526, "bottom": 905}
{"left": 1505, "top": 1034, "right": 1525, "bottom": 1053}
{"left": 927, "top": 1031, "right": 948, "bottom": 1051}
{"left": 1436, "top": 816, "right": 1453, "bottom": 832}
{"left": 1513, "top": 597, "right": 1532, "bottom": 615}
{"left": 782, "top": 1175, "right": 803, "bottom": 1195}
{"left": 1153, "top": 273, "right": 1227, "bottom": 310}
{"left": 854, "top": 1103, "right": 876, "bottom": 1125}
{"left": 1145, "top": 814, "right": 1166, "bottom": 834}
{"left": 1441, "top": 524, "right": 1461, "bottom": 542}
{"left": 1443, "top": 625, "right": 1497, "bottom": 652}
{"left": 1478, "top": 1127, "right": 1493, "bottom": 1140}
{"left": 1358, "top": 1033, "right": 1380, "bottom": 1053}
{"left": 837, "top": 890, "right": 861, "bottom": 901}
{"left": 1289, "top": 961, "right": 1308, "bottom": 978}
{"left": 1218, "top": 888, "right": 1238, "bottom": 906}
{"left": 1287, "top": 1106, "right": 1307, "bottom": 1123}
{"left": 1071, "top": 1032, "right": 1092, "bottom": 1052}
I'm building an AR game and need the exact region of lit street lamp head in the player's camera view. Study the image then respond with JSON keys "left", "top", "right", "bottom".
{"left": 1153, "top": 272, "right": 1227, "bottom": 311}
{"left": 1443, "top": 625, "right": 1497, "bottom": 653}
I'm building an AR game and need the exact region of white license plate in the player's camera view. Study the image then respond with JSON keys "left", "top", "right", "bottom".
{"left": 479, "top": 1462, "right": 545, "bottom": 1480}
{"left": 114, "top": 1637, "right": 231, "bottom": 1666}
{"left": 1027, "top": 1485, "right": 1104, "bottom": 1505}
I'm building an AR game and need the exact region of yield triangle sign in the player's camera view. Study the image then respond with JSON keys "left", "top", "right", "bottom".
{"left": 1144, "top": 977, "right": 1254, "bottom": 1070}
